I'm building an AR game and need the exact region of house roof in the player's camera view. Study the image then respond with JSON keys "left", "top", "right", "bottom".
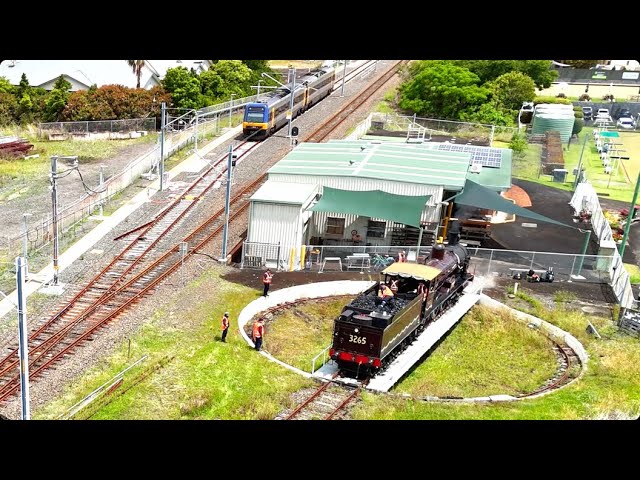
{"left": 268, "top": 141, "right": 471, "bottom": 189}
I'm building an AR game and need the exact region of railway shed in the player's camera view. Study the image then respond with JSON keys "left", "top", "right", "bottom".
{"left": 244, "top": 140, "right": 515, "bottom": 268}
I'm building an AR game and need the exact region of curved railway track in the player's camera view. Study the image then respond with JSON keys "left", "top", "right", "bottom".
{"left": 518, "top": 341, "right": 580, "bottom": 398}
{"left": 0, "top": 60, "right": 406, "bottom": 405}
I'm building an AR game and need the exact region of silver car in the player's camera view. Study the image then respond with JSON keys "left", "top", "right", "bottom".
{"left": 617, "top": 116, "right": 637, "bottom": 129}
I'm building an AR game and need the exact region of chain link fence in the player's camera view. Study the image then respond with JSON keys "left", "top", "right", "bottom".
{"left": 38, "top": 118, "right": 157, "bottom": 138}
{"left": 369, "top": 113, "right": 519, "bottom": 145}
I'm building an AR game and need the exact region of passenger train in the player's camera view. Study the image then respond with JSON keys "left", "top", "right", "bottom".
{"left": 242, "top": 66, "right": 336, "bottom": 138}
{"left": 329, "top": 240, "right": 474, "bottom": 378}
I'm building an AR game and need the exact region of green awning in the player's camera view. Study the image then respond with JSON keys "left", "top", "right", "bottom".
{"left": 308, "top": 187, "right": 431, "bottom": 228}
{"left": 456, "top": 179, "right": 575, "bottom": 229}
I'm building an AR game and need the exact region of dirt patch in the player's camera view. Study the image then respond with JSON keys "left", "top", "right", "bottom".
{"left": 222, "top": 268, "right": 376, "bottom": 292}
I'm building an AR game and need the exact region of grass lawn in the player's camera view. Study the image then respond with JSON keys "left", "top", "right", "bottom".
{"left": 265, "top": 296, "right": 353, "bottom": 372}
{"left": 36, "top": 267, "right": 312, "bottom": 420}
{"left": 34, "top": 267, "right": 640, "bottom": 420}
{"left": 352, "top": 293, "right": 640, "bottom": 420}
{"left": 0, "top": 133, "right": 157, "bottom": 190}
{"left": 506, "top": 127, "right": 640, "bottom": 203}
{"left": 395, "top": 304, "right": 558, "bottom": 398}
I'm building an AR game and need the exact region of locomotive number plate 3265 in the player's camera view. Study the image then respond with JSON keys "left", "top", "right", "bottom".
{"left": 348, "top": 334, "right": 367, "bottom": 344}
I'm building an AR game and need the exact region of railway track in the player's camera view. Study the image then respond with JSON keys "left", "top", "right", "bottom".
{"left": 307, "top": 60, "right": 407, "bottom": 143}
{"left": 332, "top": 60, "right": 379, "bottom": 92}
{"left": 0, "top": 60, "right": 405, "bottom": 405}
{"left": 282, "top": 379, "right": 363, "bottom": 420}
{"left": 519, "top": 342, "right": 580, "bottom": 398}
{"left": 0, "top": 142, "right": 261, "bottom": 403}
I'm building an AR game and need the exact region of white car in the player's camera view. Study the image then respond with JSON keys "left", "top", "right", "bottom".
{"left": 617, "top": 116, "right": 637, "bottom": 129}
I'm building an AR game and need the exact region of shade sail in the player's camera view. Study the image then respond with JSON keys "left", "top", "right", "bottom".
{"left": 456, "top": 179, "right": 575, "bottom": 229}
{"left": 308, "top": 187, "right": 431, "bottom": 228}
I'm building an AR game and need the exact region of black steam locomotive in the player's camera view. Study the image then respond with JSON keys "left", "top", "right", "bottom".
{"left": 329, "top": 242, "right": 474, "bottom": 378}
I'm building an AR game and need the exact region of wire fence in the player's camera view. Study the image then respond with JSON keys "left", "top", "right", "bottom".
{"left": 370, "top": 113, "right": 520, "bottom": 144}
{"left": 38, "top": 118, "right": 157, "bottom": 137}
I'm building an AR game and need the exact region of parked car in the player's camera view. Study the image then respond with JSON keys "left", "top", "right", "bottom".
{"left": 613, "top": 108, "right": 632, "bottom": 120}
{"left": 597, "top": 108, "right": 610, "bottom": 117}
{"left": 617, "top": 116, "right": 637, "bottom": 129}
{"left": 582, "top": 106, "right": 593, "bottom": 120}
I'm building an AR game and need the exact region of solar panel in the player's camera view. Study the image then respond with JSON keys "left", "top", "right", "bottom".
{"left": 437, "top": 144, "right": 503, "bottom": 168}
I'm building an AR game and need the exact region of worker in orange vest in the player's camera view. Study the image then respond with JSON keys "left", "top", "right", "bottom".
{"left": 378, "top": 283, "right": 394, "bottom": 309}
{"left": 252, "top": 317, "right": 265, "bottom": 351}
{"left": 220, "top": 311, "right": 230, "bottom": 343}
{"left": 262, "top": 268, "right": 273, "bottom": 297}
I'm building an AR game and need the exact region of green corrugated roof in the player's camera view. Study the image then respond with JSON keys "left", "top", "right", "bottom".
{"left": 268, "top": 142, "right": 471, "bottom": 189}
{"left": 333, "top": 139, "right": 513, "bottom": 191}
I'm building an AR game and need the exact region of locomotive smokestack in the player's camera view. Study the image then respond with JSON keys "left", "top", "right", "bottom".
{"left": 431, "top": 243, "right": 445, "bottom": 260}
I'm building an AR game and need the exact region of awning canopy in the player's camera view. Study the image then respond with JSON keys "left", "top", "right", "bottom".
{"left": 455, "top": 179, "right": 576, "bottom": 229}
{"left": 308, "top": 187, "right": 431, "bottom": 228}
{"left": 382, "top": 262, "right": 441, "bottom": 281}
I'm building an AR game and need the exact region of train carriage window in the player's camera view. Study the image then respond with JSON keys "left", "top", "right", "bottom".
{"left": 326, "top": 217, "right": 345, "bottom": 235}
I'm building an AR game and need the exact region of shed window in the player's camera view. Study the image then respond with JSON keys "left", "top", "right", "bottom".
{"left": 367, "top": 220, "right": 386, "bottom": 238}
{"left": 326, "top": 217, "right": 345, "bottom": 235}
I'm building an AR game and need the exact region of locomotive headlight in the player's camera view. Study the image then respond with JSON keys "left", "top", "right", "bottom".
{"left": 354, "top": 328, "right": 359, "bottom": 333}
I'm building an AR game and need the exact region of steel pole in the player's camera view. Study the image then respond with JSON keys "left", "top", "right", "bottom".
{"left": 22, "top": 214, "right": 31, "bottom": 277}
{"left": 619, "top": 172, "right": 640, "bottom": 257}
{"left": 228, "top": 94, "right": 235, "bottom": 129}
{"left": 340, "top": 61, "right": 347, "bottom": 97}
{"left": 195, "top": 110, "right": 199, "bottom": 152}
{"left": 50, "top": 156, "right": 59, "bottom": 285}
{"left": 221, "top": 145, "right": 233, "bottom": 260}
{"left": 574, "top": 133, "right": 588, "bottom": 192}
{"left": 99, "top": 165, "right": 105, "bottom": 216}
{"left": 16, "top": 256, "right": 30, "bottom": 420}
{"left": 288, "top": 68, "right": 296, "bottom": 137}
{"left": 575, "top": 229, "right": 591, "bottom": 277}
{"left": 159, "top": 102, "right": 166, "bottom": 191}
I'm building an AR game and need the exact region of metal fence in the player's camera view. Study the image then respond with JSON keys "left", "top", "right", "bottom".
{"left": 38, "top": 118, "right": 157, "bottom": 137}
{"left": 370, "top": 113, "right": 519, "bottom": 144}
{"left": 241, "top": 240, "right": 615, "bottom": 282}
{"left": 570, "top": 181, "right": 635, "bottom": 308}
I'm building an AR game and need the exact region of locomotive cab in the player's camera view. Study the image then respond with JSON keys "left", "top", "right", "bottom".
{"left": 242, "top": 102, "right": 269, "bottom": 138}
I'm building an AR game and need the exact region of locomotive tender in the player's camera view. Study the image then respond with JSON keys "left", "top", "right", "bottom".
{"left": 242, "top": 66, "right": 336, "bottom": 138}
{"left": 329, "top": 243, "right": 474, "bottom": 377}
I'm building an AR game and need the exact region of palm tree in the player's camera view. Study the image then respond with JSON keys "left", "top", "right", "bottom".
{"left": 127, "top": 60, "right": 145, "bottom": 88}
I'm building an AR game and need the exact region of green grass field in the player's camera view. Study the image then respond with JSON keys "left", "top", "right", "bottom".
{"left": 506, "top": 128, "right": 640, "bottom": 203}
{"left": 34, "top": 265, "right": 640, "bottom": 420}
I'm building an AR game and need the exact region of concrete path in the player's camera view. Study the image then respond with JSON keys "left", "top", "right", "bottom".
{"left": 0, "top": 126, "right": 242, "bottom": 321}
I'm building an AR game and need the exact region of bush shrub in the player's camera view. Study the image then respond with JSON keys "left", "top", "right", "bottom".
{"left": 579, "top": 94, "right": 591, "bottom": 101}
{"left": 602, "top": 94, "right": 615, "bottom": 102}
{"left": 533, "top": 95, "right": 572, "bottom": 105}
{"left": 556, "top": 93, "right": 567, "bottom": 98}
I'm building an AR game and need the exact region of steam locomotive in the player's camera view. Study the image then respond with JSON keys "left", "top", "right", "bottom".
{"left": 242, "top": 66, "right": 336, "bottom": 138}
{"left": 329, "top": 242, "right": 474, "bottom": 378}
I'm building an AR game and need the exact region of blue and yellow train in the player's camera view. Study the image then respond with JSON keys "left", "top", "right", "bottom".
{"left": 242, "top": 66, "right": 336, "bottom": 138}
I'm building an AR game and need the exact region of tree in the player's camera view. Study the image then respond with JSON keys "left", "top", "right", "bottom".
{"left": 557, "top": 60, "right": 603, "bottom": 69}
{"left": 509, "top": 131, "right": 528, "bottom": 156}
{"left": 53, "top": 75, "right": 71, "bottom": 92}
{"left": 460, "top": 103, "right": 516, "bottom": 126}
{"left": 572, "top": 118, "right": 584, "bottom": 136}
{"left": 489, "top": 71, "right": 536, "bottom": 112}
{"left": 43, "top": 75, "right": 72, "bottom": 122}
{"left": 397, "top": 63, "right": 488, "bottom": 120}
{"left": 162, "top": 67, "right": 201, "bottom": 109}
{"left": 127, "top": 60, "right": 145, "bottom": 88}
{"left": 210, "top": 60, "right": 252, "bottom": 98}
{"left": 0, "top": 76, "right": 13, "bottom": 94}
{"left": 0, "top": 92, "right": 18, "bottom": 126}
{"left": 17, "top": 73, "right": 30, "bottom": 98}
{"left": 455, "top": 60, "right": 558, "bottom": 90}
